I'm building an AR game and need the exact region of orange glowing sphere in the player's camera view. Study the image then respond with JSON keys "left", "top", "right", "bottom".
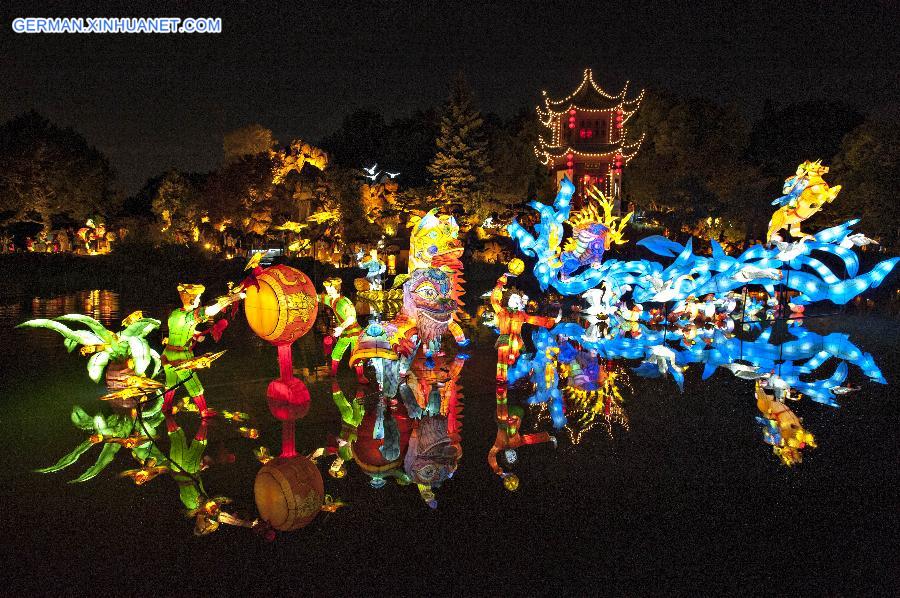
{"left": 254, "top": 455, "right": 324, "bottom": 531}
{"left": 244, "top": 265, "right": 318, "bottom": 345}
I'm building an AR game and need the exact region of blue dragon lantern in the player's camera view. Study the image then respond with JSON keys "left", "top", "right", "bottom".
{"left": 559, "top": 187, "right": 632, "bottom": 278}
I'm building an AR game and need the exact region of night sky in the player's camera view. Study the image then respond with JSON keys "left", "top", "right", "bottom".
{"left": 2, "top": 0, "right": 897, "bottom": 193}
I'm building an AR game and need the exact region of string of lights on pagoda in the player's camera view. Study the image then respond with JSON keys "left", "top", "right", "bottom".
{"left": 534, "top": 68, "right": 646, "bottom": 206}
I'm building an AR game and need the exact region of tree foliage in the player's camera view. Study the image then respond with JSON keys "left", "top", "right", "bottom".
{"left": 428, "top": 74, "right": 491, "bottom": 209}
{"left": 627, "top": 93, "right": 758, "bottom": 234}
{"left": 0, "top": 111, "right": 114, "bottom": 231}
{"left": 150, "top": 169, "right": 204, "bottom": 243}
{"left": 830, "top": 118, "right": 900, "bottom": 247}
{"left": 202, "top": 153, "right": 280, "bottom": 236}
{"left": 748, "top": 100, "right": 864, "bottom": 177}
{"left": 484, "top": 108, "right": 552, "bottom": 207}
{"left": 320, "top": 108, "right": 439, "bottom": 188}
{"left": 223, "top": 124, "right": 278, "bottom": 163}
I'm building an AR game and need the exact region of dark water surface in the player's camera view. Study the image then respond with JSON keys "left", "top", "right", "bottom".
{"left": 0, "top": 289, "right": 897, "bottom": 595}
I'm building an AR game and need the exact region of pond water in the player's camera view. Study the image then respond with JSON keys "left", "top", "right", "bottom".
{"left": 0, "top": 288, "right": 897, "bottom": 594}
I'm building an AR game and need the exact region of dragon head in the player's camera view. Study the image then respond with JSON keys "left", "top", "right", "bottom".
{"left": 560, "top": 187, "right": 633, "bottom": 275}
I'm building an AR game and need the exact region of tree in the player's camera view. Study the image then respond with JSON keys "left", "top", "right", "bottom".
{"left": 829, "top": 118, "right": 900, "bottom": 248}
{"left": 0, "top": 111, "right": 114, "bottom": 231}
{"left": 485, "top": 108, "right": 551, "bottom": 207}
{"left": 323, "top": 165, "right": 375, "bottom": 242}
{"left": 202, "top": 154, "right": 278, "bottom": 237}
{"left": 320, "top": 108, "right": 440, "bottom": 189}
{"left": 748, "top": 100, "right": 864, "bottom": 177}
{"left": 381, "top": 109, "right": 440, "bottom": 188}
{"left": 626, "top": 92, "right": 760, "bottom": 236}
{"left": 428, "top": 74, "right": 491, "bottom": 210}
{"left": 124, "top": 173, "right": 166, "bottom": 218}
{"left": 150, "top": 170, "right": 204, "bottom": 243}
{"left": 319, "top": 109, "right": 387, "bottom": 168}
{"left": 223, "top": 124, "right": 278, "bottom": 163}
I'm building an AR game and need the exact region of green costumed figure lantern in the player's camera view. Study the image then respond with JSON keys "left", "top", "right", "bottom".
{"left": 165, "top": 412, "right": 209, "bottom": 512}
{"left": 320, "top": 277, "right": 369, "bottom": 384}
{"left": 162, "top": 283, "right": 234, "bottom": 418}
{"left": 162, "top": 412, "right": 239, "bottom": 535}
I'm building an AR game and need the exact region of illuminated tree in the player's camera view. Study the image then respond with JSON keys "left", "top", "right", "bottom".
{"left": 150, "top": 169, "right": 204, "bottom": 243}
{"left": 202, "top": 154, "right": 278, "bottom": 237}
{"left": 0, "top": 111, "right": 113, "bottom": 231}
{"left": 321, "top": 165, "right": 374, "bottom": 242}
{"left": 428, "top": 75, "right": 491, "bottom": 210}
{"left": 271, "top": 140, "right": 329, "bottom": 183}
{"left": 223, "top": 124, "right": 278, "bottom": 163}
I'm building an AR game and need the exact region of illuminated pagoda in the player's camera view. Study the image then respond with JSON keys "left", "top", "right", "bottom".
{"left": 535, "top": 68, "right": 644, "bottom": 210}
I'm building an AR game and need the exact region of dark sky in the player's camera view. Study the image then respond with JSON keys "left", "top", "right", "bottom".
{"left": 2, "top": 0, "right": 898, "bottom": 193}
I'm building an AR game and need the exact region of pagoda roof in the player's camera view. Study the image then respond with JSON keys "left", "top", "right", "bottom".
{"left": 535, "top": 135, "right": 645, "bottom": 166}
{"left": 538, "top": 68, "right": 644, "bottom": 115}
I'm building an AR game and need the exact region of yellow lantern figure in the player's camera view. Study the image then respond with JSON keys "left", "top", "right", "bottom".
{"left": 503, "top": 474, "right": 520, "bottom": 491}
{"left": 508, "top": 258, "right": 525, "bottom": 276}
{"left": 767, "top": 160, "right": 841, "bottom": 242}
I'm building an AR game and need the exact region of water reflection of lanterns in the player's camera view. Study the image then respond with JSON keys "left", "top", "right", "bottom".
{"left": 562, "top": 359, "right": 631, "bottom": 444}
{"left": 254, "top": 455, "right": 324, "bottom": 531}
{"left": 29, "top": 290, "right": 120, "bottom": 327}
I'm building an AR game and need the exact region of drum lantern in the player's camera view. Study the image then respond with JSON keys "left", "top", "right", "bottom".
{"left": 243, "top": 265, "right": 318, "bottom": 455}
{"left": 244, "top": 264, "right": 318, "bottom": 345}
{"left": 254, "top": 455, "right": 324, "bottom": 531}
